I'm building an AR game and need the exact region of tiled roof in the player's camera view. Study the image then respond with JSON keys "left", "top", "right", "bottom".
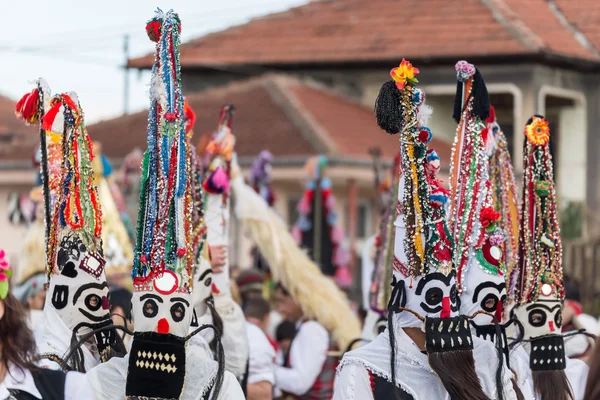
{"left": 86, "top": 74, "right": 451, "bottom": 165}
{"left": 554, "top": 0, "right": 600, "bottom": 57}
{"left": 128, "top": 0, "right": 600, "bottom": 70}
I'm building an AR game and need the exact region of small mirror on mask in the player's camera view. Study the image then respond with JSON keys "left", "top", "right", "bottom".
{"left": 154, "top": 270, "right": 179, "bottom": 295}
{"left": 81, "top": 254, "right": 106, "bottom": 278}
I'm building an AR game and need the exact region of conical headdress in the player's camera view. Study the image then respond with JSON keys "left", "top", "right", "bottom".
{"left": 485, "top": 106, "right": 520, "bottom": 283}
{"left": 511, "top": 115, "right": 562, "bottom": 304}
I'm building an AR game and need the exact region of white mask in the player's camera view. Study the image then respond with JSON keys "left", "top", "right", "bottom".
{"left": 391, "top": 176, "right": 459, "bottom": 328}
{"left": 132, "top": 270, "right": 193, "bottom": 338}
{"left": 514, "top": 292, "right": 562, "bottom": 340}
{"left": 191, "top": 256, "right": 213, "bottom": 325}
{"left": 48, "top": 231, "right": 110, "bottom": 337}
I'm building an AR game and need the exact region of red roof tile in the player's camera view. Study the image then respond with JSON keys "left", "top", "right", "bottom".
{"left": 554, "top": 0, "right": 600, "bottom": 56}
{"left": 86, "top": 75, "right": 451, "bottom": 166}
{"left": 128, "top": 0, "right": 600, "bottom": 70}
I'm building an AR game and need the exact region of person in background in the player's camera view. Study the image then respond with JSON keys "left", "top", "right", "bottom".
{"left": 563, "top": 275, "right": 597, "bottom": 362}
{"left": 0, "top": 249, "right": 94, "bottom": 398}
{"left": 274, "top": 321, "right": 296, "bottom": 365}
{"left": 244, "top": 297, "right": 276, "bottom": 400}
{"left": 272, "top": 283, "right": 334, "bottom": 399}
{"left": 108, "top": 287, "right": 133, "bottom": 346}
{"left": 237, "top": 268, "right": 283, "bottom": 338}
{"left": 237, "top": 269, "right": 265, "bottom": 305}
{"left": 12, "top": 271, "right": 46, "bottom": 329}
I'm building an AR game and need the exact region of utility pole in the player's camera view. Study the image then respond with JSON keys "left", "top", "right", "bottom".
{"left": 123, "top": 34, "right": 130, "bottom": 115}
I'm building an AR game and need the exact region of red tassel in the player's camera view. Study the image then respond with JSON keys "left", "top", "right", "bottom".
{"left": 15, "top": 89, "right": 40, "bottom": 124}
{"left": 42, "top": 103, "right": 62, "bottom": 132}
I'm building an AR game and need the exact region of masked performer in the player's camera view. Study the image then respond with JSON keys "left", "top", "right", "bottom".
{"left": 88, "top": 9, "right": 244, "bottom": 400}
{"left": 16, "top": 83, "right": 125, "bottom": 372}
{"left": 334, "top": 59, "right": 517, "bottom": 400}
{"left": 449, "top": 62, "right": 532, "bottom": 399}
{"left": 508, "top": 115, "right": 589, "bottom": 400}
{"left": 198, "top": 105, "right": 250, "bottom": 384}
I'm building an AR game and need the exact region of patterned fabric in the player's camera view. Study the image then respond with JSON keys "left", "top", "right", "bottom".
{"left": 285, "top": 338, "right": 338, "bottom": 400}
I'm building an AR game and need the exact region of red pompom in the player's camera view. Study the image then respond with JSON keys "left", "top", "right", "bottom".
{"left": 140, "top": 254, "right": 148, "bottom": 264}
{"left": 164, "top": 112, "right": 177, "bottom": 122}
{"left": 176, "top": 248, "right": 186, "bottom": 258}
{"left": 146, "top": 20, "right": 161, "bottom": 42}
{"left": 15, "top": 89, "right": 40, "bottom": 124}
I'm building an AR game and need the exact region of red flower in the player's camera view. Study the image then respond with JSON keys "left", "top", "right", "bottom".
{"left": 164, "top": 112, "right": 177, "bottom": 122}
{"left": 480, "top": 207, "right": 501, "bottom": 228}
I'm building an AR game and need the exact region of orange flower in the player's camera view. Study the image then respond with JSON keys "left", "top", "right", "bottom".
{"left": 390, "top": 59, "right": 419, "bottom": 90}
{"left": 525, "top": 117, "right": 550, "bottom": 146}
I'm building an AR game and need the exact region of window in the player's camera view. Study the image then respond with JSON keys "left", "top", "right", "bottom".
{"left": 357, "top": 202, "right": 371, "bottom": 238}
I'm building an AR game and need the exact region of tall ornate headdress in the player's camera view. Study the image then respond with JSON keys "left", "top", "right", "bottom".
{"left": 30, "top": 89, "right": 120, "bottom": 371}
{"left": 292, "top": 155, "right": 350, "bottom": 287}
{"left": 510, "top": 116, "right": 573, "bottom": 399}
{"left": 128, "top": 9, "right": 208, "bottom": 400}
{"left": 484, "top": 106, "right": 520, "bottom": 281}
{"left": 374, "top": 59, "right": 490, "bottom": 399}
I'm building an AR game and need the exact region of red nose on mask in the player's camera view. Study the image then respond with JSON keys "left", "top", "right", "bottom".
{"left": 494, "top": 300, "right": 503, "bottom": 323}
{"left": 157, "top": 318, "right": 169, "bottom": 334}
{"left": 548, "top": 321, "right": 555, "bottom": 332}
{"left": 441, "top": 297, "right": 451, "bottom": 318}
{"left": 101, "top": 296, "right": 110, "bottom": 310}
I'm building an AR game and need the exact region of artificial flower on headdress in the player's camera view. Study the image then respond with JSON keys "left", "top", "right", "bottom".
{"left": 390, "top": 58, "right": 419, "bottom": 91}
{"left": 0, "top": 249, "right": 12, "bottom": 299}
{"left": 480, "top": 207, "right": 501, "bottom": 232}
{"left": 525, "top": 116, "right": 550, "bottom": 146}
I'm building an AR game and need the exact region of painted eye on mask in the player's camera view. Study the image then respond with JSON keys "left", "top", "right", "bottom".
{"left": 426, "top": 287, "right": 443, "bottom": 306}
{"left": 85, "top": 294, "right": 102, "bottom": 312}
{"left": 555, "top": 310, "right": 563, "bottom": 329}
{"left": 204, "top": 277, "right": 212, "bottom": 287}
{"left": 170, "top": 303, "right": 186, "bottom": 322}
{"left": 529, "top": 309, "right": 547, "bottom": 327}
{"left": 143, "top": 299, "right": 159, "bottom": 318}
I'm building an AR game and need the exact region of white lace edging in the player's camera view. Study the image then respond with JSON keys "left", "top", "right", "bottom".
{"left": 338, "top": 357, "right": 417, "bottom": 398}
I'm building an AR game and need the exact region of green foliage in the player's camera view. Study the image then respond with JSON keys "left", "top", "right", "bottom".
{"left": 560, "top": 201, "right": 584, "bottom": 240}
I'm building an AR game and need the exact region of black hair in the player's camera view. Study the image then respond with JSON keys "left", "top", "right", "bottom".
{"left": 275, "top": 320, "right": 297, "bottom": 342}
{"left": 109, "top": 287, "right": 133, "bottom": 322}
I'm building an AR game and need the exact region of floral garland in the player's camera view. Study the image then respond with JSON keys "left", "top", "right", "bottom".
{"left": 511, "top": 116, "right": 563, "bottom": 303}
{"left": 133, "top": 9, "right": 193, "bottom": 293}
{"left": 448, "top": 61, "right": 493, "bottom": 294}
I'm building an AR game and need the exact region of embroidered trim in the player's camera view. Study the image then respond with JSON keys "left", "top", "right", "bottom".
{"left": 40, "top": 352, "right": 71, "bottom": 371}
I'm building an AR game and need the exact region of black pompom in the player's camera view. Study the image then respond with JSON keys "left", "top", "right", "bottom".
{"left": 452, "top": 67, "right": 490, "bottom": 123}
{"left": 471, "top": 68, "right": 490, "bottom": 121}
{"left": 374, "top": 80, "right": 402, "bottom": 134}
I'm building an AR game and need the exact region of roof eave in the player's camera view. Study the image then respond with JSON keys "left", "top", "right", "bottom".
{"left": 127, "top": 51, "right": 600, "bottom": 73}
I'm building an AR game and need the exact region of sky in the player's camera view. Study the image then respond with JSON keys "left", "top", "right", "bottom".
{"left": 0, "top": 0, "right": 309, "bottom": 123}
